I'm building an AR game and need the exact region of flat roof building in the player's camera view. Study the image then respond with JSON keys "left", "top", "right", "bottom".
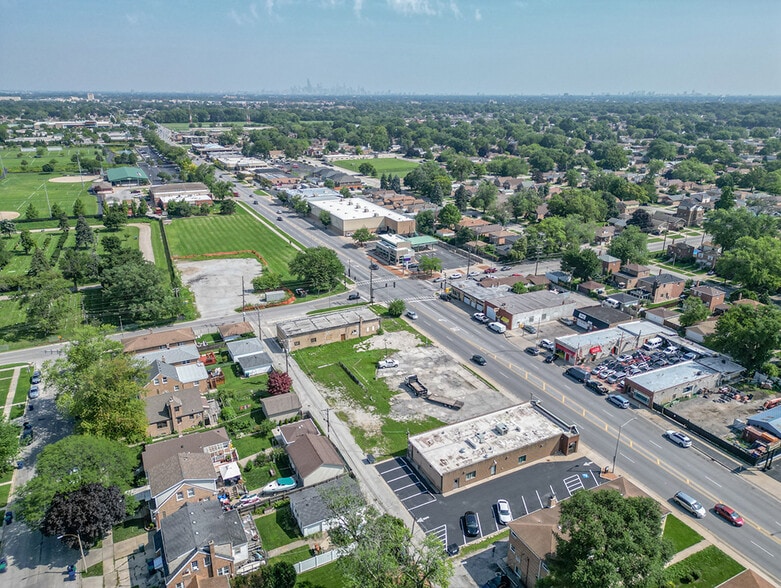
{"left": 407, "top": 403, "right": 579, "bottom": 495}
{"left": 488, "top": 290, "right": 590, "bottom": 331}
{"left": 106, "top": 166, "right": 149, "bottom": 186}
{"left": 554, "top": 321, "right": 675, "bottom": 364}
{"left": 624, "top": 361, "right": 720, "bottom": 407}
{"left": 276, "top": 308, "right": 380, "bottom": 351}
{"left": 309, "top": 197, "right": 416, "bottom": 237}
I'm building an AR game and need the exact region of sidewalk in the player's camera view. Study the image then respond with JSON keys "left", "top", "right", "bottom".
{"left": 2, "top": 365, "right": 22, "bottom": 419}
{"left": 666, "top": 539, "right": 708, "bottom": 567}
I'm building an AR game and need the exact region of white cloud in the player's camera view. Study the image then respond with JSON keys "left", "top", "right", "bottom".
{"left": 449, "top": 0, "right": 461, "bottom": 18}
{"left": 474, "top": 7, "right": 481, "bottom": 21}
{"left": 386, "top": 0, "right": 436, "bottom": 16}
{"left": 228, "top": 8, "right": 244, "bottom": 25}
{"left": 354, "top": 0, "right": 364, "bottom": 17}
{"left": 125, "top": 13, "right": 140, "bottom": 26}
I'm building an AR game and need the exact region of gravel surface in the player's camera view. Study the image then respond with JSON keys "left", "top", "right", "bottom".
{"left": 177, "top": 258, "right": 264, "bottom": 320}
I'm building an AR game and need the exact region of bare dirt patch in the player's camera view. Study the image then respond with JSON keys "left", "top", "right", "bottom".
{"left": 668, "top": 391, "right": 775, "bottom": 439}
{"left": 0, "top": 211, "right": 20, "bottom": 220}
{"left": 362, "top": 331, "right": 514, "bottom": 425}
{"left": 48, "top": 175, "right": 100, "bottom": 183}
{"left": 177, "top": 258, "right": 264, "bottom": 320}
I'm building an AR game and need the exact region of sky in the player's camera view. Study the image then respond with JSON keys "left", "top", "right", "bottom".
{"left": 1, "top": 0, "right": 780, "bottom": 96}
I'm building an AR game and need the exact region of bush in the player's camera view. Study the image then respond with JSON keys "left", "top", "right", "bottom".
{"left": 244, "top": 461, "right": 253, "bottom": 472}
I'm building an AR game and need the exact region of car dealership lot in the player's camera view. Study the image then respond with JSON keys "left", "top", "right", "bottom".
{"left": 376, "top": 455, "right": 606, "bottom": 547}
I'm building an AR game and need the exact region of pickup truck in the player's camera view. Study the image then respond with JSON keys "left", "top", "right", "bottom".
{"left": 377, "top": 359, "right": 399, "bottom": 369}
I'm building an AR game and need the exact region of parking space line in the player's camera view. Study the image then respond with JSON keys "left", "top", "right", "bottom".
{"left": 522, "top": 495, "right": 528, "bottom": 515}
{"left": 408, "top": 496, "right": 437, "bottom": 510}
{"left": 395, "top": 482, "right": 423, "bottom": 492}
{"left": 536, "top": 490, "right": 544, "bottom": 509}
{"left": 387, "top": 473, "right": 414, "bottom": 483}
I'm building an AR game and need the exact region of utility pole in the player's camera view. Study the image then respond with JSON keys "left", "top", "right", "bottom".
{"left": 534, "top": 236, "right": 544, "bottom": 275}
{"left": 241, "top": 276, "right": 246, "bottom": 321}
{"left": 369, "top": 264, "right": 374, "bottom": 303}
{"left": 256, "top": 306, "right": 261, "bottom": 340}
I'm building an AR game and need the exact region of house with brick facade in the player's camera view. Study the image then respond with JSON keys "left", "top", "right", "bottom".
{"left": 689, "top": 285, "right": 726, "bottom": 312}
{"left": 148, "top": 452, "right": 218, "bottom": 528}
{"left": 158, "top": 501, "right": 249, "bottom": 587}
{"left": 123, "top": 328, "right": 197, "bottom": 355}
{"left": 144, "top": 360, "right": 209, "bottom": 397}
{"left": 635, "top": 273, "right": 686, "bottom": 304}
{"left": 145, "top": 389, "right": 209, "bottom": 438}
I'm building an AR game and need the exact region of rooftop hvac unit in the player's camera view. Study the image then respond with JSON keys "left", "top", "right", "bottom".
{"left": 465, "top": 438, "right": 476, "bottom": 449}
{"left": 495, "top": 423, "right": 509, "bottom": 436}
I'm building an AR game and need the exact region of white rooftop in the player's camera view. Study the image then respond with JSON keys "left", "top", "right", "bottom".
{"left": 626, "top": 361, "right": 715, "bottom": 392}
{"left": 408, "top": 404, "right": 567, "bottom": 477}
{"left": 314, "top": 197, "right": 409, "bottom": 222}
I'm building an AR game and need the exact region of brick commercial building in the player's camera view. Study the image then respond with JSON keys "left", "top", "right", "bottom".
{"left": 276, "top": 308, "right": 380, "bottom": 351}
{"left": 407, "top": 403, "right": 579, "bottom": 495}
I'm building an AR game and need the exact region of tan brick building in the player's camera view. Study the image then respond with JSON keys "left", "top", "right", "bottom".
{"left": 276, "top": 308, "right": 381, "bottom": 351}
{"left": 407, "top": 403, "right": 579, "bottom": 496}
{"left": 147, "top": 452, "right": 218, "bottom": 528}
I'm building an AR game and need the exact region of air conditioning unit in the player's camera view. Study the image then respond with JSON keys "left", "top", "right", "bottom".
{"left": 495, "top": 423, "right": 509, "bottom": 436}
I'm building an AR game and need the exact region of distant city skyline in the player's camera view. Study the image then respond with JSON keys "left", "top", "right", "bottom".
{"left": 1, "top": 0, "right": 779, "bottom": 96}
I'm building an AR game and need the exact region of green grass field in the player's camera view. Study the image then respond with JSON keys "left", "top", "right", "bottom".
{"left": 664, "top": 545, "right": 744, "bottom": 587}
{"left": 162, "top": 122, "right": 249, "bottom": 132}
{"left": 662, "top": 515, "right": 703, "bottom": 553}
{"left": 296, "top": 561, "right": 347, "bottom": 588}
{"left": 255, "top": 504, "right": 303, "bottom": 551}
{"left": 163, "top": 206, "right": 299, "bottom": 276}
{"left": 0, "top": 376, "right": 12, "bottom": 407}
{"left": 268, "top": 545, "right": 312, "bottom": 567}
{"left": 332, "top": 157, "right": 420, "bottom": 176}
{"left": 0, "top": 147, "right": 105, "bottom": 174}
{"left": 0, "top": 172, "right": 97, "bottom": 216}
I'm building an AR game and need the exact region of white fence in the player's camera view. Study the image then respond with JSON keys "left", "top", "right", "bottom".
{"left": 293, "top": 548, "right": 341, "bottom": 574}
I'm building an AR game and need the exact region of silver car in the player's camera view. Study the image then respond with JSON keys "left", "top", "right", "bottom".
{"left": 665, "top": 430, "right": 692, "bottom": 448}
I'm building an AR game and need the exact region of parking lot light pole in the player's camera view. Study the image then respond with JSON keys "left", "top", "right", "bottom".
{"left": 57, "top": 533, "right": 87, "bottom": 573}
{"left": 612, "top": 416, "right": 638, "bottom": 473}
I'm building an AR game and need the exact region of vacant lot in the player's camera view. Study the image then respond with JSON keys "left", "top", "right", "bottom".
{"left": 0, "top": 172, "right": 97, "bottom": 216}
{"left": 178, "top": 258, "right": 265, "bottom": 319}
{"left": 670, "top": 392, "right": 774, "bottom": 441}
{"left": 163, "top": 206, "right": 298, "bottom": 277}
{"left": 332, "top": 157, "right": 420, "bottom": 176}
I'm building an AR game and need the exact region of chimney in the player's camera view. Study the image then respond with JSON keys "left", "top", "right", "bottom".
{"left": 208, "top": 540, "right": 216, "bottom": 577}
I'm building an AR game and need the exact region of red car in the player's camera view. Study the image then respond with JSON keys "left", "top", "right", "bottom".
{"left": 714, "top": 503, "right": 744, "bottom": 526}
{"left": 483, "top": 267, "right": 498, "bottom": 274}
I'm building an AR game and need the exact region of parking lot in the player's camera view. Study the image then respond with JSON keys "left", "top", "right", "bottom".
{"left": 376, "top": 455, "right": 606, "bottom": 548}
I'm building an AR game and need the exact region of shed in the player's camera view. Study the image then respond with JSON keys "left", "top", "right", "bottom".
{"left": 260, "top": 392, "right": 302, "bottom": 423}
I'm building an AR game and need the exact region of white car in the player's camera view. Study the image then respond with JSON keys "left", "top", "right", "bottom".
{"left": 665, "top": 430, "right": 692, "bottom": 448}
{"left": 539, "top": 339, "right": 554, "bottom": 351}
{"left": 496, "top": 499, "right": 513, "bottom": 524}
{"left": 473, "top": 312, "right": 487, "bottom": 322}
{"left": 467, "top": 271, "right": 480, "bottom": 277}
{"left": 448, "top": 273, "right": 463, "bottom": 280}
{"left": 406, "top": 310, "right": 418, "bottom": 320}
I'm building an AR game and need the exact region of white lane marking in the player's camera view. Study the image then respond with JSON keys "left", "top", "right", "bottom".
{"left": 750, "top": 541, "right": 775, "bottom": 558}
{"left": 620, "top": 453, "right": 636, "bottom": 464}
{"left": 522, "top": 496, "right": 528, "bottom": 515}
{"left": 536, "top": 490, "right": 544, "bottom": 509}
{"left": 648, "top": 440, "right": 662, "bottom": 449}
{"left": 704, "top": 476, "right": 722, "bottom": 488}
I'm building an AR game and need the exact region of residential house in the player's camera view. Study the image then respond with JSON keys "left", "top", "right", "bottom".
{"left": 689, "top": 285, "right": 726, "bottom": 312}
{"left": 695, "top": 243, "right": 722, "bottom": 269}
{"left": 635, "top": 273, "right": 686, "bottom": 304}
{"left": 145, "top": 361, "right": 209, "bottom": 397}
{"left": 615, "top": 200, "right": 640, "bottom": 215}
{"left": 286, "top": 434, "right": 346, "bottom": 487}
{"left": 123, "top": 328, "right": 197, "bottom": 355}
{"left": 612, "top": 263, "right": 650, "bottom": 289}
{"left": 137, "top": 345, "right": 202, "bottom": 368}
{"left": 652, "top": 210, "right": 686, "bottom": 231}
{"left": 142, "top": 428, "right": 238, "bottom": 476}
{"left": 145, "top": 389, "right": 209, "bottom": 438}
{"left": 158, "top": 500, "right": 249, "bottom": 587}
{"left": 147, "top": 452, "right": 217, "bottom": 528}
{"left": 667, "top": 242, "right": 695, "bottom": 263}
{"left": 599, "top": 254, "right": 622, "bottom": 276}
{"left": 603, "top": 293, "right": 641, "bottom": 312}
{"left": 685, "top": 319, "right": 718, "bottom": 344}
{"left": 225, "top": 338, "right": 273, "bottom": 377}
{"left": 577, "top": 281, "right": 606, "bottom": 296}
{"left": 506, "top": 477, "right": 664, "bottom": 587}
{"left": 643, "top": 307, "right": 681, "bottom": 330}
{"left": 218, "top": 322, "right": 255, "bottom": 342}
{"left": 260, "top": 392, "right": 302, "bottom": 423}
{"left": 676, "top": 199, "right": 705, "bottom": 226}
{"left": 289, "top": 477, "right": 361, "bottom": 537}
{"left": 277, "top": 419, "right": 320, "bottom": 446}
{"left": 593, "top": 226, "right": 615, "bottom": 245}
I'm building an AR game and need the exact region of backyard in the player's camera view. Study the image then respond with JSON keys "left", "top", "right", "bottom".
{"left": 664, "top": 545, "right": 744, "bottom": 587}
{"left": 254, "top": 502, "right": 303, "bottom": 551}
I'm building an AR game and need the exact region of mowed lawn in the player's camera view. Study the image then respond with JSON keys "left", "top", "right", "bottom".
{"left": 0, "top": 172, "right": 98, "bottom": 216}
{"left": 333, "top": 158, "right": 420, "bottom": 176}
{"left": 164, "top": 206, "right": 298, "bottom": 276}
{"left": 0, "top": 147, "right": 105, "bottom": 174}
{"left": 162, "top": 122, "right": 248, "bottom": 132}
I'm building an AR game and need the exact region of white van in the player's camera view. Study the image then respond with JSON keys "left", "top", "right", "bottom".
{"left": 642, "top": 337, "right": 663, "bottom": 351}
{"left": 488, "top": 322, "right": 507, "bottom": 334}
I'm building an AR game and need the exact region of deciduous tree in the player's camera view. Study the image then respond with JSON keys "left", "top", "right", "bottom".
{"left": 352, "top": 227, "right": 373, "bottom": 247}
{"left": 538, "top": 489, "right": 672, "bottom": 588}
{"left": 0, "top": 417, "right": 20, "bottom": 475}
{"left": 418, "top": 256, "right": 442, "bottom": 275}
{"left": 415, "top": 210, "right": 435, "bottom": 235}
{"left": 561, "top": 248, "right": 601, "bottom": 281}
{"left": 679, "top": 296, "right": 710, "bottom": 327}
{"left": 608, "top": 226, "right": 648, "bottom": 264}
{"left": 289, "top": 247, "right": 344, "bottom": 293}
{"left": 706, "top": 304, "right": 781, "bottom": 372}
{"left": 716, "top": 236, "right": 781, "bottom": 294}
{"left": 267, "top": 371, "right": 293, "bottom": 396}
{"left": 42, "top": 483, "right": 126, "bottom": 547}
{"left": 387, "top": 299, "right": 405, "bottom": 317}
{"left": 437, "top": 203, "right": 461, "bottom": 228}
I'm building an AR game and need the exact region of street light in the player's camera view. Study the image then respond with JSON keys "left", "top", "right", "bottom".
{"left": 611, "top": 416, "right": 638, "bottom": 473}
{"left": 57, "top": 533, "right": 87, "bottom": 574}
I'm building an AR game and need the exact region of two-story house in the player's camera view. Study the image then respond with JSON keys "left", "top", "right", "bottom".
{"left": 689, "top": 285, "right": 726, "bottom": 312}
{"left": 142, "top": 428, "right": 238, "bottom": 477}
{"left": 635, "top": 273, "right": 686, "bottom": 303}
{"left": 612, "top": 263, "right": 650, "bottom": 289}
{"left": 145, "top": 390, "right": 209, "bottom": 438}
{"left": 148, "top": 452, "right": 218, "bottom": 528}
{"left": 158, "top": 501, "right": 248, "bottom": 587}
{"left": 144, "top": 361, "right": 209, "bottom": 397}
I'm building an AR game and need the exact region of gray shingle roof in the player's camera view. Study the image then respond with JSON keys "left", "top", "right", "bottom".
{"left": 142, "top": 428, "right": 230, "bottom": 472}
{"left": 226, "top": 337, "right": 265, "bottom": 360}
{"left": 290, "top": 477, "right": 359, "bottom": 529}
{"left": 160, "top": 501, "right": 245, "bottom": 573}
{"left": 148, "top": 452, "right": 216, "bottom": 498}
{"left": 236, "top": 352, "right": 273, "bottom": 374}
{"left": 261, "top": 392, "right": 301, "bottom": 418}
{"left": 137, "top": 344, "right": 201, "bottom": 366}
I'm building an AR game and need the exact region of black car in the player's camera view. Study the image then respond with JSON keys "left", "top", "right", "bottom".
{"left": 471, "top": 354, "right": 487, "bottom": 366}
{"left": 3, "top": 511, "right": 12, "bottom": 525}
{"left": 446, "top": 543, "right": 460, "bottom": 557}
{"left": 544, "top": 353, "right": 556, "bottom": 363}
{"left": 525, "top": 346, "right": 541, "bottom": 356}
{"left": 369, "top": 263, "right": 379, "bottom": 270}
{"left": 463, "top": 511, "right": 480, "bottom": 537}
{"left": 347, "top": 292, "right": 361, "bottom": 300}
{"left": 586, "top": 380, "right": 609, "bottom": 395}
